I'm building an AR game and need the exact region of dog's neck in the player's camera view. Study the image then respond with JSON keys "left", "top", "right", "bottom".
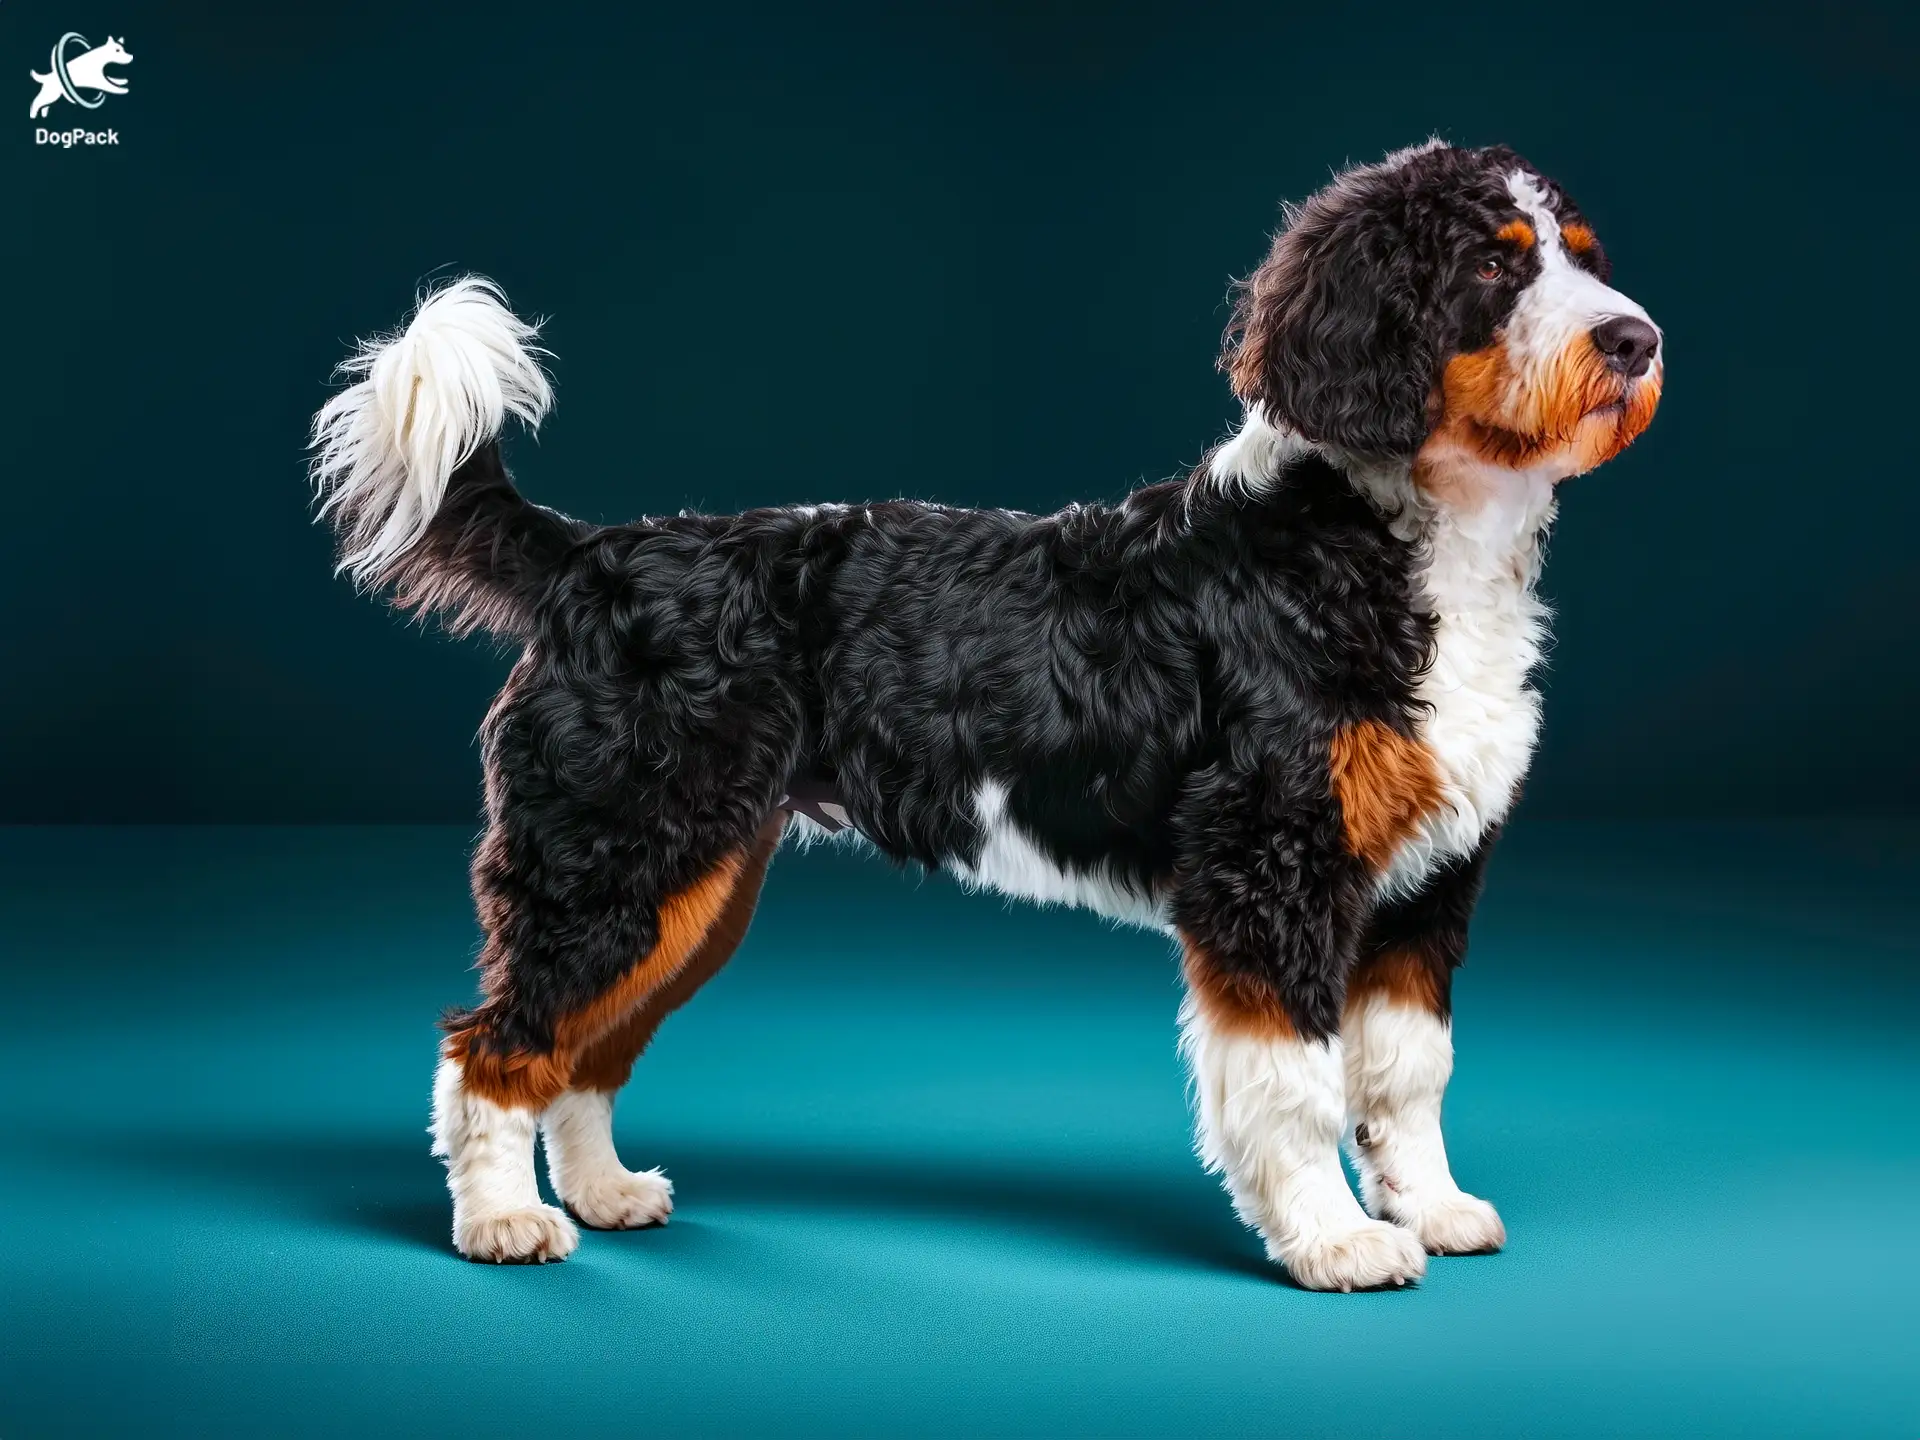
{"left": 1205, "top": 408, "right": 1557, "bottom": 588}
{"left": 1205, "top": 412, "right": 1552, "bottom": 897}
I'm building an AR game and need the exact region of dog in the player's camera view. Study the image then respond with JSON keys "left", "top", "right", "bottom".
{"left": 310, "top": 140, "right": 1661, "bottom": 1289}
{"left": 28, "top": 35, "right": 131, "bottom": 119}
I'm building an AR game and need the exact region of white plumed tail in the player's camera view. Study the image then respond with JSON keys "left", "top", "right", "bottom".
{"left": 310, "top": 277, "right": 553, "bottom": 583}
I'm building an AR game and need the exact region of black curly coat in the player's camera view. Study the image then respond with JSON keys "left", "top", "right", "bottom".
{"left": 321, "top": 139, "right": 1651, "bottom": 1115}
{"left": 422, "top": 438, "right": 1441, "bottom": 1059}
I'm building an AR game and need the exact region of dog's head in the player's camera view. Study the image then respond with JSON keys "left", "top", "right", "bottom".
{"left": 1224, "top": 142, "right": 1661, "bottom": 502}
{"left": 99, "top": 36, "right": 133, "bottom": 65}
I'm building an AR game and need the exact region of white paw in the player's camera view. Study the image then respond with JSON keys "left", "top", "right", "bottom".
{"left": 456, "top": 1203, "right": 580, "bottom": 1264}
{"left": 563, "top": 1167, "right": 674, "bottom": 1231}
{"left": 1278, "top": 1218, "right": 1428, "bottom": 1291}
{"left": 1398, "top": 1191, "right": 1506, "bottom": 1255}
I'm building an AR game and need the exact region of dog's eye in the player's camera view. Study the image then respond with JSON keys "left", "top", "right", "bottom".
{"left": 1476, "top": 258, "right": 1504, "bottom": 281}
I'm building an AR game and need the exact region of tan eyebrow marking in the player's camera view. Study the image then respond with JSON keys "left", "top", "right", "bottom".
{"left": 1561, "top": 222, "right": 1596, "bottom": 254}
{"left": 1496, "top": 219, "right": 1535, "bottom": 248}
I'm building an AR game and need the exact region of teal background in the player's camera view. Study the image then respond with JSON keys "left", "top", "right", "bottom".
{"left": 3, "top": 0, "right": 1918, "bottom": 1435}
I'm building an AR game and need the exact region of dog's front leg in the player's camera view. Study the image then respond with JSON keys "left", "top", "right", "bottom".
{"left": 1344, "top": 830, "right": 1506, "bottom": 1255}
{"left": 1171, "top": 753, "right": 1427, "bottom": 1292}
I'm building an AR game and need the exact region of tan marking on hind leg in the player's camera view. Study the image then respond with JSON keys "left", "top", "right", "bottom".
{"left": 540, "top": 815, "right": 785, "bottom": 1229}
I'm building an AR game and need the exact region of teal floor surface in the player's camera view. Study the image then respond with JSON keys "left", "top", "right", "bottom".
{"left": 2, "top": 822, "right": 1915, "bottom": 1436}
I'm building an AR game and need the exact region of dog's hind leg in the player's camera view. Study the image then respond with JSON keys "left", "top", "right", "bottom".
{"left": 541, "top": 812, "right": 786, "bottom": 1231}
{"left": 432, "top": 809, "right": 781, "bottom": 1264}
{"left": 430, "top": 1047, "right": 569, "bottom": 1264}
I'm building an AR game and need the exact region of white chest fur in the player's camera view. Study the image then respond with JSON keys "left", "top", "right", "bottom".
{"left": 1377, "top": 473, "right": 1554, "bottom": 897}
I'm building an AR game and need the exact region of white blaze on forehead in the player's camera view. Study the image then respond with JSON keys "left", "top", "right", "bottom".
{"left": 1506, "top": 170, "right": 1570, "bottom": 250}
{"left": 1501, "top": 169, "right": 1659, "bottom": 382}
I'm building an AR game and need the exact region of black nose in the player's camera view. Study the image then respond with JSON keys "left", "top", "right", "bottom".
{"left": 1590, "top": 315, "right": 1659, "bottom": 378}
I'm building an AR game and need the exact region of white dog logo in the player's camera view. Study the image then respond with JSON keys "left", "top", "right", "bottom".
{"left": 29, "top": 34, "right": 133, "bottom": 119}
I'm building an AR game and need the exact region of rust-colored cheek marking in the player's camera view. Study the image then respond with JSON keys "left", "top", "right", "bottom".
{"left": 1420, "top": 331, "right": 1662, "bottom": 486}
{"left": 1554, "top": 343, "right": 1663, "bottom": 474}
{"left": 1330, "top": 720, "right": 1444, "bottom": 872}
{"left": 1414, "top": 341, "right": 1543, "bottom": 498}
{"left": 1434, "top": 344, "right": 1520, "bottom": 441}
{"left": 1496, "top": 219, "right": 1536, "bottom": 248}
{"left": 1561, "top": 222, "right": 1596, "bottom": 254}
{"left": 1182, "top": 938, "right": 1296, "bottom": 1040}
{"left": 1348, "top": 945, "right": 1447, "bottom": 1015}
{"left": 1618, "top": 367, "right": 1662, "bottom": 448}
{"left": 1539, "top": 333, "right": 1629, "bottom": 439}
{"left": 450, "top": 850, "right": 750, "bottom": 1110}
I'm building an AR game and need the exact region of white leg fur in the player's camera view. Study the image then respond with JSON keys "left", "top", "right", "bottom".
{"left": 541, "top": 1090, "right": 674, "bottom": 1230}
{"left": 1343, "top": 994, "right": 1505, "bottom": 1255}
{"left": 430, "top": 1055, "right": 579, "bottom": 1263}
{"left": 1181, "top": 997, "right": 1427, "bottom": 1290}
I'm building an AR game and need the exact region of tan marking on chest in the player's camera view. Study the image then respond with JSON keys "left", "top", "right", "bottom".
{"left": 1330, "top": 720, "right": 1445, "bottom": 873}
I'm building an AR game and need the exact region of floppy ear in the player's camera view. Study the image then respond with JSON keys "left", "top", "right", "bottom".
{"left": 1223, "top": 208, "right": 1436, "bottom": 457}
